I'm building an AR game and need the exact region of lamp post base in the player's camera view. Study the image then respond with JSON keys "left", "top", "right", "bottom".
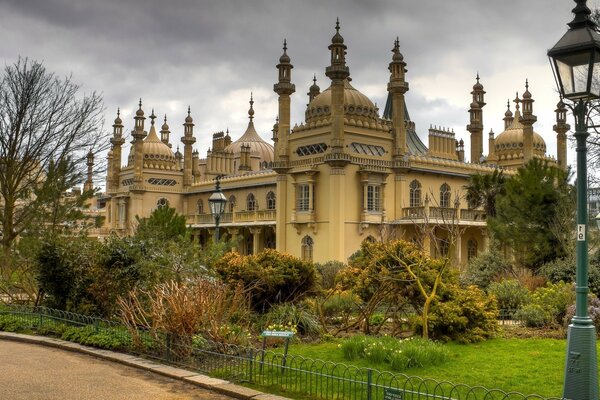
{"left": 563, "top": 322, "right": 598, "bottom": 400}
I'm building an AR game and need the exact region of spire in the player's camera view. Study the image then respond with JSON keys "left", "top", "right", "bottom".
{"left": 503, "top": 99, "right": 514, "bottom": 129}
{"left": 149, "top": 108, "right": 156, "bottom": 126}
{"left": 325, "top": 18, "right": 350, "bottom": 81}
{"left": 160, "top": 114, "right": 171, "bottom": 147}
{"left": 248, "top": 93, "right": 255, "bottom": 123}
{"left": 308, "top": 74, "right": 321, "bottom": 103}
{"left": 514, "top": 92, "right": 521, "bottom": 111}
{"left": 275, "top": 39, "right": 294, "bottom": 86}
{"left": 388, "top": 37, "right": 407, "bottom": 81}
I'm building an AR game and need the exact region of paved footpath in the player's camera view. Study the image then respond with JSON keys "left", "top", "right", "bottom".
{"left": 0, "top": 332, "right": 288, "bottom": 400}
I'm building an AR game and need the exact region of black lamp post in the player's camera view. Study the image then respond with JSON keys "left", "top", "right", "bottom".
{"left": 208, "top": 176, "right": 227, "bottom": 243}
{"left": 548, "top": 1, "right": 600, "bottom": 399}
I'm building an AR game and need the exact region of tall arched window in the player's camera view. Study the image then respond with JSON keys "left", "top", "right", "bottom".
{"left": 438, "top": 238, "right": 450, "bottom": 258}
{"left": 228, "top": 195, "right": 236, "bottom": 213}
{"left": 301, "top": 235, "right": 314, "bottom": 261}
{"left": 266, "top": 191, "right": 276, "bottom": 210}
{"left": 467, "top": 239, "right": 478, "bottom": 261}
{"left": 157, "top": 198, "right": 169, "bottom": 209}
{"left": 440, "top": 183, "right": 451, "bottom": 208}
{"left": 197, "top": 199, "right": 204, "bottom": 214}
{"left": 247, "top": 193, "right": 257, "bottom": 211}
{"left": 409, "top": 180, "right": 422, "bottom": 207}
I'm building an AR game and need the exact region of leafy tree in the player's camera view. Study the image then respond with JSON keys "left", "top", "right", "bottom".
{"left": 135, "top": 206, "right": 187, "bottom": 241}
{"left": 464, "top": 169, "right": 506, "bottom": 218}
{"left": 489, "top": 159, "right": 574, "bottom": 271}
{"left": 0, "top": 58, "right": 105, "bottom": 255}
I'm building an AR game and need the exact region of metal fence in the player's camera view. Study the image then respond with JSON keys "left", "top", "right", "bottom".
{"left": 0, "top": 305, "right": 556, "bottom": 400}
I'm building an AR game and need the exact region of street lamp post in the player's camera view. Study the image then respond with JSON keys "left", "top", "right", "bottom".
{"left": 208, "top": 176, "right": 227, "bottom": 243}
{"left": 548, "top": 1, "right": 600, "bottom": 399}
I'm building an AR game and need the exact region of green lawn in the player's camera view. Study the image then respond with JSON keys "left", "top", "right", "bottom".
{"left": 280, "top": 337, "right": 570, "bottom": 398}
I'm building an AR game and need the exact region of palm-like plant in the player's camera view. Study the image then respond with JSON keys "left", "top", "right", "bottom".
{"left": 464, "top": 169, "right": 506, "bottom": 218}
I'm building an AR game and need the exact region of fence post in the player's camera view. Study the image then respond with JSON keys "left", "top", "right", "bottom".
{"left": 367, "top": 368, "right": 373, "bottom": 400}
{"left": 94, "top": 319, "right": 99, "bottom": 333}
{"left": 248, "top": 348, "right": 254, "bottom": 383}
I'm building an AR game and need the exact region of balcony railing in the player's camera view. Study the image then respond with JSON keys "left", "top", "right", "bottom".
{"left": 401, "top": 207, "right": 486, "bottom": 223}
{"left": 190, "top": 210, "right": 275, "bottom": 225}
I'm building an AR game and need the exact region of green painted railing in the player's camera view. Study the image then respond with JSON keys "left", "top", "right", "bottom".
{"left": 0, "top": 305, "right": 557, "bottom": 400}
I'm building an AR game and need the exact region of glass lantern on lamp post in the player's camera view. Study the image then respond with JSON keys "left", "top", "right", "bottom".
{"left": 208, "top": 176, "right": 227, "bottom": 243}
{"left": 548, "top": 1, "right": 600, "bottom": 399}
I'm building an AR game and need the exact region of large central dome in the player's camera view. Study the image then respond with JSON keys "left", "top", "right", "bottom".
{"left": 305, "top": 79, "right": 379, "bottom": 125}
{"left": 494, "top": 109, "right": 546, "bottom": 161}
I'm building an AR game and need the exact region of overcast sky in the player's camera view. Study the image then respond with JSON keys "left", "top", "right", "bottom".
{"left": 0, "top": 0, "right": 593, "bottom": 175}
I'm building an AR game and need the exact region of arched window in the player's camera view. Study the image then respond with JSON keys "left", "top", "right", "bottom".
{"left": 197, "top": 199, "right": 204, "bottom": 214}
{"left": 467, "top": 239, "right": 478, "bottom": 261}
{"left": 440, "top": 183, "right": 451, "bottom": 208}
{"left": 301, "top": 235, "right": 314, "bottom": 261}
{"left": 409, "top": 180, "right": 422, "bottom": 207}
{"left": 247, "top": 193, "right": 257, "bottom": 211}
{"left": 266, "top": 191, "right": 276, "bottom": 210}
{"left": 438, "top": 238, "right": 450, "bottom": 258}
{"left": 228, "top": 195, "right": 236, "bottom": 213}
{"left": 157, "top": 198, "right": 169, "bottom": 209}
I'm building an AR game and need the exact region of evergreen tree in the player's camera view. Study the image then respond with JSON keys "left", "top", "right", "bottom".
{"left": 489, "top": 160, "right": 574, "bottom": 270}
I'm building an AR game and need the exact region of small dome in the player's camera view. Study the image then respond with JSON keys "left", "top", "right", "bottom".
{"left": 161, "top": 115, "right": 169, "bottom": 131}
{"left": 185, "top": 106, "right": 193, "bottom": 123}
{"left": 473, "top": 74, "right": 483, "bottom": 91}
{"left": 470, "top": 101, "right": 480, "bottom": 109}
{"left": 305, "top": 79, "right": 378, "bottom": 125}
{"left": 128, "top": 125, "right": 177, "bottom": 168}
{"left": 331, "top": 19, "right": 344, "bottom": 44}
{"left": 494, "top": 109, "right": 546, "bottom": 159}
{"left": 114, "top": 109, "right": 122, "bottom": 125}
{"left": 136, "top": 100, "right": 144, "bottom": 117}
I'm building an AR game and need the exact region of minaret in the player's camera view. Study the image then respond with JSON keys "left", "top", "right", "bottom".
{"left": 554, "top": 99, "right": 570, "bottom": 170}
{"left": 132, "top": 99, "right": 147, "bottom": 184}
{"left": 182, "top": 106, "right": 196, "bottom": 188}
{"left": 273, "top": 39, "right": 295, "bottom": 164}
{"left": 109, "top": 108, "right": 125, "bottom": 191}
{"left": 487, "top": 129, "right": 497, "bottom": 163}
{"left": 160, "top": 115, "right": 171, "bottom": 148}
{"left": 387, "top": 37, "right": 409, "bottom": 159}
{"left": 325, "top": 18, "right": 350, "bottom": 157}
{"left": 503, "top": 100, "right": 514, "bottom": 129}
{"left": 467, "top": 74, "right": 485, "bottom": 163}
{"left": 84, "top": 150, "right": 94, "bottom": 192}
{"left": 520, "top": 80, "right": 537, "bottom": 163}
{"left": 307, "top": 74, "right": 320, "bottom": 104}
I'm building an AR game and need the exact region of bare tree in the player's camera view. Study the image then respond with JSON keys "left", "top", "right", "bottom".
{"left": 0, "top": 58, "right": 106, "bottom": 254}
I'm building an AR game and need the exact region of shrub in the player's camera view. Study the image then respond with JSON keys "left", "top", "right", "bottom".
{"left": 514, "top": 281, "right": 574, "bottom": 328}
{"left": 320, "top": 291, "right": 359, "bottom": 322}
{"left": 315, "top": 261, "right": 346, "bottom": 290}
{"left": 461, "top": 251, "right": 512, "bottom": 289}
{"left": 540, "top": 252, "right": 600, "bottom": 296}
{"left": 564, "top": 296, "right": 600, "bottom": 331}
{"left": 263, "top": 302, "right": 321, "bottom": 336}
{"left": 214, "top": 249, "right": 319, "bottom": 312}
{"left": 426, "top": 284, "right": 499, "bottom": 343}
{"left": 488, "top": 279, "right": 530, "bottom": 310}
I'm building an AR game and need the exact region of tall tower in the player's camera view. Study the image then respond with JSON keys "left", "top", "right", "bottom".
{"left": 387, "top": 37, "right": 409, "bottom": 159}
{"left": 554, "top": 99, "right": 570, "bottom": 170}
{"left": 182, "top": 106, "right": 196, "bottom": 188}
{"left": 307, "top": 75, "right": 320, "bottom": 104}
{"left": 84, "top": 150, "right": 94, "bottom": 192}
{"left": 487, "top": 129, "right": 497, "bottom": 163}
{"left": 467, "top": 74, "right": 485, "bottom": 163}
{"left": 273, "top": 39, "right": 295, "bottom": 164}
{"left": 132, "top": 100, "right": 147, "bottom": 184}
{"left": 273, "top": 40, "right": 295, "bottom": 254}
{"left": 503, "top": 100, "right": 514, "bottom": 129}
{"left": 325, "top": 18, "right": 350, "bottom": 156}
{"left": 160, "top": 115, "right": 171, "bottom": 148}
{"left": 109, "top": 109, "right": 125, "bottom": 191}
{"left": 520, "top": 80, "right": 537, "bottom": 163}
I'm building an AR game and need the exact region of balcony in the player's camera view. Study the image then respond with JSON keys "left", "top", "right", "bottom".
{"left": 400, "top": 207, "right": 486, "bottom": 225}
{"left": 190, "top": 210, "right": 275, "bottom": 226}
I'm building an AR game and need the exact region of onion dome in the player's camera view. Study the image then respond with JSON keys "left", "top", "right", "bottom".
{"left": 473, "top": 73, "right": 483, "bottom": 91}
{"left": 309, "top": 75, "right": 320, "bottom": 93}
{"left": 504, "top": 100, "right": 513, "bottom": 117}
{"left": 392, "top": 37, "right": 404, "bottom": 62}
{"left": 114, "top": 108, "right": 122, "bottom": 125}
{"left": 128, "top": 110, "right": 177, "bottom": 169}
{"left": 136, "top": 99, "right": 144, "bottom": 116}
{"left": 279, "top": 39, "right": 291, "bottom": 64}
{"left": 185, "top": 106, "right": 193, "bottom": 123}
{"left": 494, "top": 107, "right": 546, "bottom": 161}
{"left": 522, "top": 79, "right": 532, "bottom": 99}
{"left": 224, "top": 95, "right": 274, "bottom": 163}
{"left": 305, "top": 79, "right": 378, "bottom": 125}
{"left": 332, "top": 18, "right": 344, "bottom": 44}
{"left": 161, "top": 115, "right": 169, "bottom": 131}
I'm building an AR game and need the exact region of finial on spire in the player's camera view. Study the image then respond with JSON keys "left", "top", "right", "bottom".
{"left": 283, "top": 38, "right": 287, "bottom": 52}
{"left": 335, "top": 17, "right": 340, "bottom": 32}
{"left": 149, "top": 109, "right": 156, "bottom": 125}
{"left": 187, "top": 105, "right": 191, "bottom": 116}
{"left": 117, "top": 108, "right": 120, "bottom": 117}
{"left": 476, "top": 72, "right": 480, "bottom": 82}
{"left": 313, "top": 74, "right": 317, "bottom": 84}
{"left": 514, "top": 92, "right": 521, "bottom": 110}
{"left": 525, "top": 79, "right": 529, "bottom": 90}
{"left": 164, "top": 114, "right": 167, "bottom": 124}
{"left": 248, "top": 93, "right": 255, "bottom": 122}
{"left": 138, "top": 98, "right": 142, "bottom": 108}
{"left": 507, "top": 99, "right": 510, "bottom": 109}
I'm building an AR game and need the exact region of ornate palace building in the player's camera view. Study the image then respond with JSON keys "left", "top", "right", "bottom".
{"left": 94, "top": 22, "right": 568, "bottom": 265}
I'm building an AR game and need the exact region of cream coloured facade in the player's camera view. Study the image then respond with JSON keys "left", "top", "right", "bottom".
{"left": 97, "top": 22, "right": 568, "bottom": 265}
